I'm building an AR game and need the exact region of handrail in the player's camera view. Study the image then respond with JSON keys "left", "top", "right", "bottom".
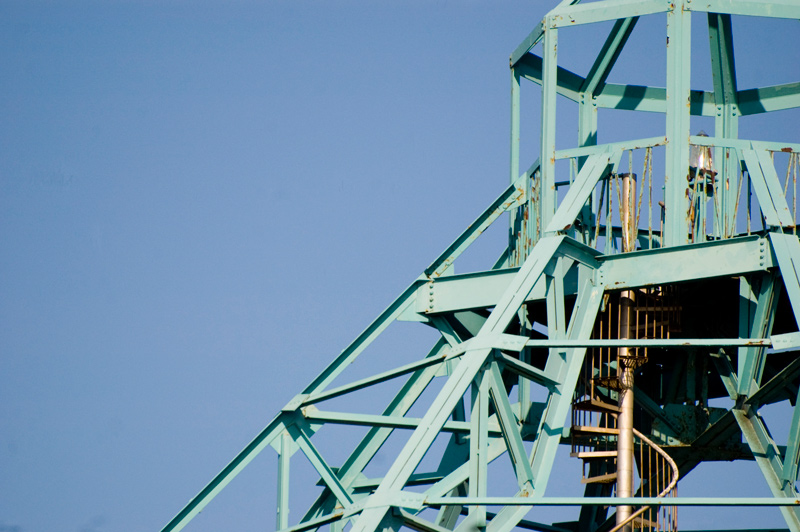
{"left": 607, "top": 428, "right": 679, "bottom": 532}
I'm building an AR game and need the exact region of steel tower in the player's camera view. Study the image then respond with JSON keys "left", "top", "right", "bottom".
{"left": 161, "top": 1, "right": 800, "bottom": 531}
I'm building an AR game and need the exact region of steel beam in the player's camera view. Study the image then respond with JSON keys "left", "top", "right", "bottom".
{"left": 484, "top": 279, "right": 604, "bottom": 532}
{"left": 747, "top": 356, "right": 800, "bottom": 408}
{"left": 510, "top": 22, "right": 545, "bottom": 68}
{"left": 733, "top": 409, "right": 800, "bottom": 531}
{"left": 689, "top": 0, "right": 800, "bottom": 18}
{"left": 548, "top": 0, "right": 668, "bottom": 27}
{"left": 301, "top": 341, "right": 447, "bottom": 523}
{"left": 546, "top": 151, "right": 612, "bottom": 233}
{"left": 303, "top": 353, "right": 450, "bottom": 406}
{"left": 301, "top": 409, "right": 502, "bottom": 436}
{"left": 277, "top": 431, "right": 292, "bottom": 530}
{"left": 516, "top": 53, "right": 585, "bottom": 103}
{"left": 350, "top": 237, "right": 566, "bottom": 532}
{"left": 415, "top": 236, "right": 772, "bottom": 317}
{"left": 739, "top": 82, "right": 800, "bottom": 116}
{"left": 424, "top": 174, "right": 526, "bottom": 279}
{"left": 555, "top": 136, "right": 666, "bottom": 161}
{"left": 510, "top": 68, "right": 521, "bottom": 185}
{"left": 426, "top": 497, "right": 800, "bottom": 507}
{"left": 663, "top": 0, "right": 692, "bottom": 246}
{"left": 782, "top": 383, "right": 800, "bottom": 487}
{"left": 708, "top": 12, "right": 740, "bottom": 238}
{"left": 467, "top": 372, "right": 490, "bottom": 528}
{"left": 599, "top": 235, "right": 772, "bottom": 288}
{"left": 691, "top": 135, "right": 800, "bottom": 153}
{"left": 288, "top": 419, "right": 354, "bottom": 508}
{"left": 741, "top": 148, "right": 795, "bottom": 228}
{"left": 769, "top": 233, "right": 800, "bottom": 330}
{"left": 160, "top": 415, "right": 290, "bottom": 532}
{"left": 424, "top": 437, "right": 513, "bottom": 500}
{"left": 581, "top": 17, "right": 637, "bottom": 97}
{"left": 540, "top": 23, "right": 559, "bottom": 231}
{"left": 737, "top": 273, "right": 779, "bottom": 398}
{"left": 594, "top": 84, "right": 716, "bottom": 115}
{"left": 486, "top": 361, "right": 536, "bottom": 489}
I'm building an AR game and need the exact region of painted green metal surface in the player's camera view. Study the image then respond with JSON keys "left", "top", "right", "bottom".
{"left": 160, "top": 2, "right": 800, "bottom": 532}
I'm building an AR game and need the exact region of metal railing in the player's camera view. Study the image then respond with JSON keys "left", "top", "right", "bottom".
{"left": 612, "top": 428, "right": 679, "bottom": 532}
{"left": 511, "top": 136, "right": 800, "bottom": 260}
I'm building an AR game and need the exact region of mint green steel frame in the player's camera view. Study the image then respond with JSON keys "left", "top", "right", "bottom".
{"left": 161, "top": 1, "right": 800, "bottom": 532}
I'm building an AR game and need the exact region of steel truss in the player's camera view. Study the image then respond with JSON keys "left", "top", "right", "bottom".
{"left": 161, "top": 1, "right": 800, "bottom": 531}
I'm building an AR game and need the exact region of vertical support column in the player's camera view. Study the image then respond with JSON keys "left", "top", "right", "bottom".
{"left": 578, "top": 94, "right": 598, "bottom": 171}
{"left": 509, "top": 68, "right": 523, "bottom": 266}
{"left": 277, "top": 431, "right": 292, "bottom": 530}
{"left": 540, "top": 18, "right": 558, "bottom": 231}
{"left": 510, "top": 68, "right": 521, "bottom": 185}
{"left": 469, "top": 373, "right": 490, "bottom": 529}
{"left": 616, "top": 293, "right": 635, "bottom": 532}
{"left": 686, "top": 352, "right": 698, "bottom": 404}
{"left": 616, "top": 174, "right": 637, "bottom": 532}
{"left": 664, "top": 1, "right": 692, "bottom": 247}
{"left": 708, "top": 13, "right": 740, "bottom": 239}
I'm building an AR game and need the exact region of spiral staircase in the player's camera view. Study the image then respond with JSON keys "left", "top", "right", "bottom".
{"left": 571, "top": 288, "right": 680, "bottom": 532}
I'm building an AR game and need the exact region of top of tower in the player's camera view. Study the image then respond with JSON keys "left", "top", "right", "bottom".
{"left": 506, "top": 0, "right": 800, "bottom": 250}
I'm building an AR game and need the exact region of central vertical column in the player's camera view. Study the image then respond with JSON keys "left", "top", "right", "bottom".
{"left": 616, "top": 174, "right": 636, "bottom": 532}
{"left": 616, "top": 297, "right": 635, "bottom": 532}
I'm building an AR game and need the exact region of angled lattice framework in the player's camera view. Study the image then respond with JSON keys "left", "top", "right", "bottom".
{"left": 161, "top": 1, "right": 800, "bottom": 532}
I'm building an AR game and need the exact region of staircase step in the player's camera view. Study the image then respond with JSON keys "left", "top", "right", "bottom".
{"left": 581, "top": 472, "right": 618, "bottom": 484}
{"left": 570, "top": 450, "right": 618, "bottom": 460}
{"left": 572, "top": 425, "right": 619, "bottom": 436}
{"left": 572, "top": 398, "right": 621, "bottom": 414}
{"left": 619, "top": 354, "right": 649, "bottom": 369}
{"left": 633, "top": 305, "right": 681, "bottom": 312}
{"left": 593, "top": 376, "right": 623, "bottom": 391}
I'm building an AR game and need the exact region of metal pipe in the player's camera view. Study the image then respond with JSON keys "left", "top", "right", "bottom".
{"left": 621, "top": 173, "right": 637, "bottom": 253}
{"left": 617, "top": 173, "right": 636, "bottom": 532}
{"left": 617, "top": 293, "right": 635, "bottom": 532}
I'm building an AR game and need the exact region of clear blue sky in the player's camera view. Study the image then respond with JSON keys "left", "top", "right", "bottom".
{"left": 1, "top": 2, "right": 798, "bottom": 532}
